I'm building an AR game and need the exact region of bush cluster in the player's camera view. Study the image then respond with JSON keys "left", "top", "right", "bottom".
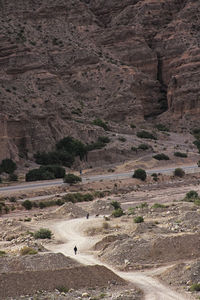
{"left": 34, "top": 228, "right": 52, "bottom": 239}
{"left": 111, "top": 201, "right": 124, "bottom": 217}
{"left": 153, "top": 153, "right": 169, "bottom": 160}
{"left": 174, "top": 152, "right": 187, "bottom": 158}
{"left": 20, "top": 246, "right": 38, "bottom": 255}
{"left": 26, "top": 165, "right": 65, "bottom": 182}
{"left": 0, "top": 159, "right": 17, "bottom": 174}
{"left": 137, "top": 130, "right": 157, "bottom": 140}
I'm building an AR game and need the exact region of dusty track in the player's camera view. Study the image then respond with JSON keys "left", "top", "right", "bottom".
{"left": 46, "top": 217, "right": 193, "bottom": 300}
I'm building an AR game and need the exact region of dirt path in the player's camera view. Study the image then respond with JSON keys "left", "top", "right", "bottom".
{"left": 46, "top": 217, "right": 193, "bottom": 300}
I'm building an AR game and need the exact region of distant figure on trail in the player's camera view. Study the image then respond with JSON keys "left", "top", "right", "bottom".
{"left": 86, "top": 213, "right": 89, "bottom": 219}
{"left": 79, "top": 169, "right": 82, "bottom": 175}
{"left": 74, "top": 246, "right": 77, "bottom": 255}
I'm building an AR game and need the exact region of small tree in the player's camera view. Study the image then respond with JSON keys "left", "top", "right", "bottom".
{"left": 186, "top": 190, "right": 198, "bottom": 200}
{"left": 64, "top": 173, "right": 82, "bottom": 184}
{"left": 133, "top": 169, "right": 147, "bottom": 181}
{"left": 174, "top": 168, "right": 185, "bottom": 177}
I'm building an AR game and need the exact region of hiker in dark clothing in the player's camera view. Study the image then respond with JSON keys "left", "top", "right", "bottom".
{"left": 74, "top": 246, "right": 77, "bottom": 255}
{"left": 86, "top": 213, "right": 89, "bottom": 219}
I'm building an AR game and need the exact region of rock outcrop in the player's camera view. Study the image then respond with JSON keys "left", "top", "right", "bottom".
{"left": 0, "top": 0, "right": 199, "bottom": 161}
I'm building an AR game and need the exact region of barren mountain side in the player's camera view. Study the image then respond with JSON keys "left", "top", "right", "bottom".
{"left": 0, "top": 0, "right": 199, "bottom": 161}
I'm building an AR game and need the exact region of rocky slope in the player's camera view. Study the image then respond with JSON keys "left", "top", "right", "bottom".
{"left": 0, "top": 0, "right": 199, "bottom": 161}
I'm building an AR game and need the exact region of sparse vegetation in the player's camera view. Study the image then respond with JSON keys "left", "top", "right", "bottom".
{"left": 132, "top": 169, "right": 147, "bottom": 181}
{"left": 118, "top": 136, "right": 126, "bottom": 142}
{"left": 153, "top": 153, "right": 169, "bottom": 160}
{"left": 184, "top": 190, "right": 198, "bottom": 201}
{"left": 8, "top": 173, "right": 18, "bottom": 181}
{"left": 34, "top": 228, "right": 52, "bottom": 239}
{"left": 0, "top": 250, "right": 6, "bottom": 256}
{"left": 20, "top": 246, "right": 38, "bottom": 255}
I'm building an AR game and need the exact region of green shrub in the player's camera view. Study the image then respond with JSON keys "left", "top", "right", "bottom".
{"left": 185, "top": 190, "right": 198, "bottom": 200}
{"left": 194, "top": 199, "right": 200, "bottom": 206}
{"left": 111, "top": 201, "right": 121, "bottom": 210}
{"left": 64, "top": 173, "right": 82, "bottom": 184}
{"left": 130, "top": 123, "right": 136, "bottom": 129}
{"left": 0, "top": 159, "right": 17, "bottom": 174}
{"left": 20, "top": 246, "right": 38, "bottom": 255}
{"left": 34, "top": 228, "right": 52, "bottom": 239}
{"left": 134, "top": 216, "right": 144, "bottom": 223}
{"left": 22, "top": 200, "right": 32, "bottom": 210}
{"left": 155, "top": 124, "right": 169, "bottom": 132}
{"left": 137, "top": 144, "right": 150, "bottom": 150}
{"left": 174, "top": 152, "right": 187, "bottom": 158}
{"left": 189, "top": 283, "right": 200, "bottom": 292}
{"left": 137, "top": 130, "right": 157, "bottom": 140}
{"left": 153, "top": 153, "right": 169, "bottom": 160}
{"left": 0, "top": 176, "right": 2, "bottom": 183}
{"left": 8, "top": 173, "right": 18, "bottom": 181}
{"left": 112, "top": 208, "right": 124, "bottom": 218}
{"left": 133, "top": 169, "right": 147, "bottom": 181}
{"left": 174, "top": 168, "right": 185, "bottom": 177}
{"left": 93, "top": 118, "right": 108, "bottom": 131}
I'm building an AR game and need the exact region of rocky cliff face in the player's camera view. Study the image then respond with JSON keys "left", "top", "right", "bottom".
{"left": 0, "top": 0, "right": 199, "bottom": 161}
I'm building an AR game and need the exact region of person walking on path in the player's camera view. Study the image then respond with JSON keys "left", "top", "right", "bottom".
{"left": 86, "top": 213, "right": 89, "bottom": 219}
{"left": 74, "top": 246, "right": 77, "bottom": 255}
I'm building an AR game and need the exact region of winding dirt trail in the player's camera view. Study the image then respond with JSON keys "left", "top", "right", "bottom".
{"left": 46, "top": 217, "right": 192, "bottom": 300}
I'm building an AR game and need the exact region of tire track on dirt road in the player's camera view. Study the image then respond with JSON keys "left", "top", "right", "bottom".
{"left": 46, "top": 217, "right": 192, "bottom": 300}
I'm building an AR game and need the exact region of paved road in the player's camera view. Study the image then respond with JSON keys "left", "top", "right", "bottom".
{"left": 0, "top": 164, "right": 199, "bottom": 193}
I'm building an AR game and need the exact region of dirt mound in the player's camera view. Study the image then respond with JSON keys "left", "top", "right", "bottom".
{"left": 0, "top": 254, "right": 125, "bottom": 299}
{"left": 48, "top": 202, "right": 87, "bottom": 219}
{"left": 79, "top": 199, "right": 113, "bottom": 216}
{"left": 158, "top": 260, "right": 200, "bottom": 290}
{"left": 134, "top": 222, "right": 170, "bottom": 235}
{"left": 0, "top": 253, "right": 80, "bottom": 273}
{"left": 97, "top": 233, "right": 200, "bottom": 270}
